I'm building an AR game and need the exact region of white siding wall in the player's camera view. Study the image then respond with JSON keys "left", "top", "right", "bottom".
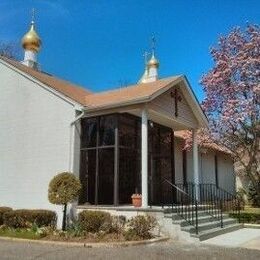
{"left": 176, "top": 141, "right": 235, "bottom": 194}
{"left": 0, "top": 63, "right": 79, "bottom": 226}
{"left": 218, "top": 154, "right": 235, "bottom": 194}
{"left": 200, "top": 151, "right": 216, "bottom": 184}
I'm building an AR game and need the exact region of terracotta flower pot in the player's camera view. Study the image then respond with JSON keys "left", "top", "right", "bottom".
{"left": 131, "top": 194, "right": 142, "bottom": 207}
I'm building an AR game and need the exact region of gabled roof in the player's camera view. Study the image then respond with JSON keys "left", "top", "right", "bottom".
{"left": 0, "top": 56, "right": 92, "bottom": 105}
{"left": 84, "top": 76, "right": 181, "bottom": 109}
{"left": 83, "top": 75, "right": 208, "bottom": 127}
{"left": 0, "top": 56, "right": 208, "bottom": 127}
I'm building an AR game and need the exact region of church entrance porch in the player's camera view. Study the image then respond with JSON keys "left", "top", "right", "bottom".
{"left": 79, "top": 113, "right": 175, "bottom": 207}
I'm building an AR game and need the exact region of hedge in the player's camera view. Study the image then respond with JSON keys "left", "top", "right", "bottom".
{"left": 0, "top": 207, "right": 12, "bottom": 225}
{"left": 229, "top": 212, "right": 260, "bottom": 224}
{"left": 3, "top": 209, "right": 57, "bottom": 228}
{"left": 78, "top": 210, "right": 112, "bottom": 233}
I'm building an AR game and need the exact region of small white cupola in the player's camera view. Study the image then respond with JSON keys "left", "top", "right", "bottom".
{"left": 21, "top": 9, "right": 41, "bottom": 70}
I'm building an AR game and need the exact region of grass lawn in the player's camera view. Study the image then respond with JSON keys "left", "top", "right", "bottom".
{"left": 0, "top": 228, "right": 42, "bottom": 240}
{"left": 243, "top": 206, "right": 260, "bottom": 214}
{"left": 229, "top": 206, "right": 260, "bottom": 224}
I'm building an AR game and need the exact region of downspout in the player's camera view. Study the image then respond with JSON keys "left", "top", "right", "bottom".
{"left": 69, "top": 108, "right": 85, "bottom": 173}
{"left": 68, "top": 107, "right": 85, "bottom": 223}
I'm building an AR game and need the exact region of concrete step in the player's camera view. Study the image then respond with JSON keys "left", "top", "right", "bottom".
{"left": 164, "top": 210, "right": 210, "bottom": 220}
{"left": 191, "top": 223, "right": 243, "bottom": 241}
{"left": 173, "top": 214, "right": 230, "bottom": 227}
{"left": 181, "top": 218, "right": 237, "bottom": 234}
{"left": 164, "top": 205, "right": 217, "bottom": 214}
{"left": 164, "top": 205, "right": 216, "bottom": 213}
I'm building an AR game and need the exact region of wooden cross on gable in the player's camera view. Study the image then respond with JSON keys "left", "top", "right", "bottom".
{"left": 171, "top": 89, "right": 182, "bottom": 117}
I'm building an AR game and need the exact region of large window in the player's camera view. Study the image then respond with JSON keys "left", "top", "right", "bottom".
{"left": 118, "top": 114, "right": 141, "bottom": 204}
{"left": 148, "top": 123, "right": 174, "bottom": 205}
{"left": 79, "top": 115, "right": 116, "bottom": 205}
{"left": 81, "top": 117, "right": 97, "bottom": 148}
{"left": 79, "top": 113, "right": 174, "bottom": 206}
{"left": 79, "top": 150, "right": 96, "bottom": 205}
{"left": 99, "top": 115, "right": 116, "bottom": 146}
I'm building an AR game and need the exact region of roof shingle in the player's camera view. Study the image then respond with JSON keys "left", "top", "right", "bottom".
{"left": 0, "top": 56, "right": 92, "bottom": 105}
{"left": 84, "top": 76, "right": 180, "bottom": 109}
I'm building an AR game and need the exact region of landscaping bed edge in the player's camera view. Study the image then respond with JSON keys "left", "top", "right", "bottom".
{"left": 243, "top": 223, "right": 260, "bottom": 229}
{"left": 0, "top": 235, "right": 169, "bottom": 248}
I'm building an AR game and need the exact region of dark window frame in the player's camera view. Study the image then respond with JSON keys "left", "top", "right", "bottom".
{"left": 79, "top": 112, "right": 175, "bottom": 206}
{"left": 80, "top": 113, "right": 117, "bottom": 205}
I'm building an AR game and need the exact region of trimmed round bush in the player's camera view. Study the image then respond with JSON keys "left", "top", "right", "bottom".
{"left": 48, "top": 172, "right": 81, "bottom": 205}
{"left": 48, "top": 172, "right": 81, "bottom": 230}
{"left": 3, "top": 209, "right": 57, "bottom": 228}
{"left": 0, "top": 207, "right": 12, "bottom": 225}
{"left": 78, "top": 210, "right": 112, "bottom": 233}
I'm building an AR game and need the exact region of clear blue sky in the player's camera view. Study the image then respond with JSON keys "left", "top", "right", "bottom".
{"left": 0, "top": 0, "right": 259, "bottom": 100}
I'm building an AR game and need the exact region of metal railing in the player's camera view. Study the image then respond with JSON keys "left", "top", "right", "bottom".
{"left": 162, "top": 179, "right": 199, "bottom": 234}
{"left": 160, "top": 180, "right": 242, "bottom": 234}
{"left": 198, "top": 183, "right": 242, "bottom": 224}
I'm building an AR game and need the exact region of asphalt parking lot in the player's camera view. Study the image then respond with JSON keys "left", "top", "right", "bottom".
{"left": 0, "top": 239, "right": 259, "bottom": 260}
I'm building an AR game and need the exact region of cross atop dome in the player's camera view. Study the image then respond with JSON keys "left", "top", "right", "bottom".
{"left": 21, "top": 9, "right": 42, "bottom": 70}
{"left": 138, "top": 36, "right": 159, "bottom": 84}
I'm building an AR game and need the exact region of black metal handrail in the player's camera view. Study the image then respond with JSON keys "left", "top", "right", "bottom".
{"left": 162, "top": 178, "right": 199, "bottom": 234}
{"left": 199, "top": 183, "right": 242, "bottom": 221}
{"left": 161, "top": 180, "right": 242, "bottom": 233}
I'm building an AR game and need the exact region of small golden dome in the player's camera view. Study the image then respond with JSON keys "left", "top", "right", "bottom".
{"left": 148, "top": 54, "right": 159, "bottom": 68}
{"left": 22, "top": 22, "right": 41, "bottom": 52}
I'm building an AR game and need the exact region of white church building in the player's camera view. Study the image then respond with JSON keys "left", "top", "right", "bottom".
{"left": 0, "top": 18, "right": 238, "bottom": 237}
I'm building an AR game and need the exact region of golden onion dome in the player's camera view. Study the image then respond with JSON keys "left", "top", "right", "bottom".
{"left": 21, "top": 22, "right": 41, "bottom": 52}
{"left": 148, "top": 54, "right": 159, "bottom": 68}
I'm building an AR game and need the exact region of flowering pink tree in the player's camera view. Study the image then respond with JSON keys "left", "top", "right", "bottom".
{"left": 199, "top": 25, "right": 260, "bottom": 205}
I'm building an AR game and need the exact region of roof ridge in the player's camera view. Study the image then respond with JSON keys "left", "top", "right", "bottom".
{"left": 0, "top": 56, "right": 92, "bottom": 94}
{"left": 86, "top": 76, "right": 181, "bottom": 97}
{"left": 0, "top": 56, "right": 92, "bottom": 105}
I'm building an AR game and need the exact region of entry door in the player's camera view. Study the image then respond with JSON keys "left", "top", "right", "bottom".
{"left": 149, "top": 155, "right": 174, "bottom": 205}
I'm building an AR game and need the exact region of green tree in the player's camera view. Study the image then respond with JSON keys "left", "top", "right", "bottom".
{"left": 48, "top": 172, "right": 81, "bottom": 230}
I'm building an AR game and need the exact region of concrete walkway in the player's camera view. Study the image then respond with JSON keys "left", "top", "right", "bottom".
{"left": 202, "top": 228, "right": 260, "bottom": 250}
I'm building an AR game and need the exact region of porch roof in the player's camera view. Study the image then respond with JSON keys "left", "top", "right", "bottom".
{"left": 84, "top": 76, "right": 180, "bottom": 108}
{"left": 84, "top": 76, "right": 208, "bottom": 128}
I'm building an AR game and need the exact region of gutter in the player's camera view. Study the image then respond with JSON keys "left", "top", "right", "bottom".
{"left": 70, "top": 109, "right": 85, "bottom": 126}
{"left": 83, "top": 77, "right": 182, "bottom": 113}
{"left": 69, "top": 108, "right": 85, "bottom": 173}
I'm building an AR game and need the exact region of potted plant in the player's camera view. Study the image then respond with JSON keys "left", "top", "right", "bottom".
{"left": 131, "top": 189, "right": 142, "bottom": 207}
